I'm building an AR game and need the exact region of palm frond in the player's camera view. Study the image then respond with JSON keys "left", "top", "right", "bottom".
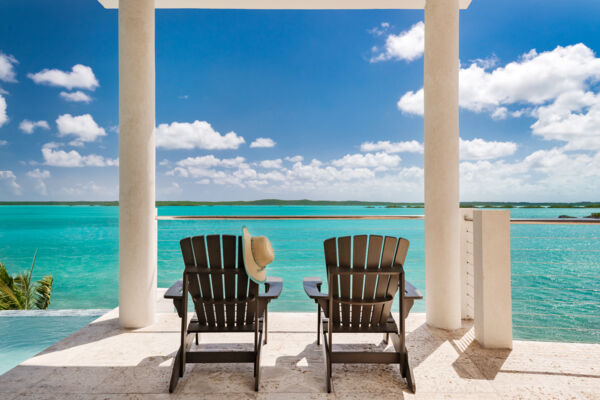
{"left": 0, "top": 262, "right": 13, "bottom": 286}
{"left": 34, "top": 275, "right": 53, "bottom": 310}
{"left": 0, "top": 278, "right": 21, "bottom": 310}
{"left": 13, "top": 272, "right": 32, "bottom": 309}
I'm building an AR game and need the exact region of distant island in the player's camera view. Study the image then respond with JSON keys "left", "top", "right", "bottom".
{"left": 0, "top": 200, "right": 599, "bottom": 208}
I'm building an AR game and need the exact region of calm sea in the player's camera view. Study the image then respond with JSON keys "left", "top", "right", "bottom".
{"left": 0, "top": 205, "right": 598, "bottom": 345}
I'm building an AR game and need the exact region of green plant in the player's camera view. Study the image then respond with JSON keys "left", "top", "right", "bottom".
{"left": 0, "top": 251, "right": 53, "bottom": 310}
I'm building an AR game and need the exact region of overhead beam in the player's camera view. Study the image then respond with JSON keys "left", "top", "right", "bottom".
{"left": 99, "top": 0, "right": 471, "bottom": 10}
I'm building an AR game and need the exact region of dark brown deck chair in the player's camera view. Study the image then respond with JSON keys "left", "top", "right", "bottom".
{"left": 164, "top": 234, "right": 283, "bottom": 392}
{"left": 303, "top": 235, "right": 422, "bottom": 393}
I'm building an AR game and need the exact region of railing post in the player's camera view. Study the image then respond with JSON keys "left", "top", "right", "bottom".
{"left": 473, "top": 209, "right": 513, "bottom": 349}
{"left": 460, "top": 208, "right": 474, "bottom": 320}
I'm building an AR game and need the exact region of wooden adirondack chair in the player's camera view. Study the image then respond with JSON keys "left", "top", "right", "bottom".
{"left": 303, "top": 235, "right": 422, "bottom": 393}
{"left": 164, "top": 234, "right": 283, "bottom": 392}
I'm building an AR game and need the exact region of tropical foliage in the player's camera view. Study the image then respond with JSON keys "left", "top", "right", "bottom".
{"left": 0, "top": 251, "right": 53, "bottom": 310}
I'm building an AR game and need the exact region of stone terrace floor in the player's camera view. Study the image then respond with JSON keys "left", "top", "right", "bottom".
{"left": 1, "top": 294, "right": 598, "bottom": 399}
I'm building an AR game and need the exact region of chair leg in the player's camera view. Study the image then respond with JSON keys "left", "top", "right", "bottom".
{"left": 383, "top": 332, "right": 389, "bottom": 344}
{"left": 169, "top": 346, "right": 182, "bottom": 393}
{"left": 255, "top": 329, "right": 263, "bottom": 391}
{"left": 317, "top": 304, "right": 321, "bottom": 345}
{"left": 323, "top": 330, "right": 332, "bottom": 393}
{"left": 264, "top": 306, "right": 268, "bottom": 345}
{"left": 195, "top": 333, "right": 199, "bottom": 345}
{"left": 403, "top": 351, "right": 415, "bottom": 393}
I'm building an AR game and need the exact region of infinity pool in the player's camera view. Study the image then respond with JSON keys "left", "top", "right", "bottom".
{"left": 0, "top": 310, "right": 105, "bottom": 375}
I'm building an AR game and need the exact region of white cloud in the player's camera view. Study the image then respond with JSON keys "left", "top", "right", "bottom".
{"left": 155, "top": 120, "right": 245, "bottom": 150}
{"left": 27, "top": 168, "right": 50, "bottom": 179}
{"left": 331, "top": 152, "right": 401, "bottom": 171}
{"left": 259, "top": 159, "right": 283, "bottom": 169}
{"left": 176, "top": 155, "right": 246, "bottom": 168}
{"left": 60, "top": 90, "right": 92, "bottom": 103}
{"left": 460, "top": 138, "right": 517, "bottom": 160}
{"left": 56, "top": 114, "right": 106, "bottom": 146}
{"left": 285, "top": 155, "right": 303, "bottom": 163}
{"left": 0, "top": 140, "right": 6, "bottom": 146}
{"left": 42, "top": 143, "right": 117, "bottom": 167}
{"left": 397, "top": 89, "right": 424, "bottom": 115}
{"left": 0, "top": 170, "right": 20, "bottom": 195}
{"left": 491, "top": 107, "right": 508, "bottom": 120}
{"left": 371, "top": 21, "right": 424, "bottom": 62}
{"left": 0, "top": 94, "right": 7, "bottom": 127}
{"left": 0, "top": 52, "right": 18, "bottom": 83}
{"left": 27, "top": 168, "right": 51, "bottom": 195}
{"left": 28, "top": 64, "right": 99, "bottom": 90}
{"left": 358, "top": 138, "right": 516, "bottom": 160}
{"left": 250, "top": 137, "right": 276, "bottom": 148}
{"left": 19, "top": 119, "right": 50, "bottom": 134}
{"left": 360, "top": 140, "right": 423, "bottom": 154}
{"left": 530, "top": 90, "right": 600, "bottom": 150}
{"left": 368, "top": 22, "right": 390, "bottom": 37}
{"left": 396, "top": 43, "right": 600, "bottom": 152}
{"left": 399, "top": 44, "right": 600, "bottom": 115}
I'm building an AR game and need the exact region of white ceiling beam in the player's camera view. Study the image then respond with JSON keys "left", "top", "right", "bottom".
{"left": 98, "top": 0, "right": 472, "bottom": 10}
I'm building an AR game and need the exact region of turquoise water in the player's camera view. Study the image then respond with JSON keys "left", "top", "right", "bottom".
{"left": 0, "top": 310, "right": 104, "bottom": 375}
{"left": 0, "top": 205, "right": 598, "bottom": 374}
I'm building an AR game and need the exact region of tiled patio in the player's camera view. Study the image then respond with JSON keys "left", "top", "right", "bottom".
{"left": 1, "top": 292, "right": 598, "bottom": 399}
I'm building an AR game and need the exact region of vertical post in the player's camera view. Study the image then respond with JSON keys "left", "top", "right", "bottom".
{"left": 473, "top": 210, "right": 513, "bottom": 349}
{"left": 424, "top": 0, "right": 461, "bottom": 330}
{"left": 460, "top": 208, "right": 474, "bottom": 319}
{"left": 118, "top": 0, "right": 156, "bottom": 328}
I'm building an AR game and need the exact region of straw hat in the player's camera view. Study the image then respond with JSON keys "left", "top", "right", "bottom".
{"left": 242, "top": 226, "right": 274, "bottom": 284}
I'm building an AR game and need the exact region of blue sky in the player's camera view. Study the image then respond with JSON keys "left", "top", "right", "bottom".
{"left": 0, "top": 0, "right": 599, "bottom": 201}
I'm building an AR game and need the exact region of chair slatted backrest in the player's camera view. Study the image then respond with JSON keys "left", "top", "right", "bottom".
{"left": 324, "top": 235, "right": 409, "bottom": 328}
{"left": 180, "top": 235, "right": 259, "bottom": 328}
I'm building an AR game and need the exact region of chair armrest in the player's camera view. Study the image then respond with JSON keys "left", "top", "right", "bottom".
{"left": 260, "top": 276, "right": 283, "bottom": 300}
{"left": 404, "top": 280, "right": 423, "bottom": 300}
{"left": 303, "top": 277, "right": 328, "bottom": 302}
{"left": 164, "top": 279, "right": 183, "bottom": 300}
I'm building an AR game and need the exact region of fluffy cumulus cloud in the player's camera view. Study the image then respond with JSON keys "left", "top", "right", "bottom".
{"left": 285, "top": 155, "right": 303, "bottom": 163}
{"left": 259, "top": 159, "right": 283, "bottom": 169}
{"left": 371, "top": 21, "right": 424, "bottom": 62}
{"left": 459, "top": 138, "right": 517, "bottom": 160}
{"left": 396, "top": 43, "right": 600, "bottom": 151}
{"left": 360, "top": 140, "right": 423, "bottom": 154}
{"left": 42, "top": 143, "right": 117, "bottom": 167}
{"left": 165, "top": 150, "right": 418, "bottom": 195}
{"left": 0, "top": 52, "right": 18, "bottom": 83}
{"left": 155, "top": 120, "right": 245, "bottom": 150}
{"left": 56, "top": 114, "right": 106, "bottom": 146}
{"left": 0, "top": 94, "right": 7, "bottom": 127}
{"left": 360, "top": 138, "right": 515, "bottom": 161}
{"left": 19, "top": 119, "right": 50, "bottom": 134}
{"left": 331, "top": 152, "right": 401, "bottom": 171}
{"left": 28, "top": 64, "right": 99, "bottom": 90}
{"left": 250, "top": 137, "right": 276, "bottom": 148}
{"left": 60, "top": 90, "right": 92, "bottom": 103}
{"left": 0, "top": 170, "right": 21, "bottom": 195}
{"left": 27, "top": 168, "right": 51, "bottom": 195}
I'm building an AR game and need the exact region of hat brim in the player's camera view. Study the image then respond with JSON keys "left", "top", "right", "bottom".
{"left": 242, "top": 226, "right": 267, "bottom": 284}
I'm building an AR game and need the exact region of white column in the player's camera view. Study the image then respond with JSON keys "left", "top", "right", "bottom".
{"left": 424, "top": 0, "right": 461, "bottom": 330}
{"left": 473, "top": 209, "right": 513, "bottom": 349}
{"left": 118, "top": 0, "right": 156, "bottom": 329}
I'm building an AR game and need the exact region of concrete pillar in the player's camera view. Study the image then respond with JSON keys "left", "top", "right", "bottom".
{"left": 118, "top": 0, "right": 156, "bottom": 328}
{"left": 424, "top": 0, "right": 461, "bottom": 330}
{"left": 473, "top": 209, "right": 513, "bottom": 349}
{"left": 460, "top": 208, "right": 474, "bottom": 320}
